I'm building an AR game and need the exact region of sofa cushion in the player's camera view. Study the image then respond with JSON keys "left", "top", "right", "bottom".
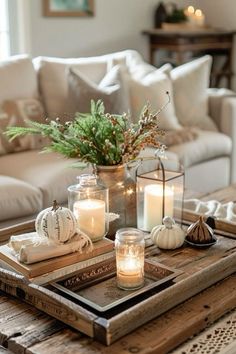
{"left": 129, "top": 62, "right": 172, "bottom": 81}
{"left": 161, "top": 127, "right": 199, "bottom": 147}
{"left": 127, "top": 64, "right": 181, "bottom": 130}
{"left": 0, "top": 150, "right": 91, "bottom": 207}
{"left": 33, "top": 50, "right": 142, "bottom": 119}
{"left": 0, "top": 175, "right": 43, "bottom": 222}
{"left": 0, "top": 55, "right": 38, "bottom": 104}
{"left": 0, "top": 98, "right": 45, "bottom": 155}
{"left": 168, "top": 130, "right": 232, "bottom": 168}
{"left": 67, "top": 65, "right": 130, "bottom": 116}
{"left": 170, "top": 55, "right": 218, "bottom": 131}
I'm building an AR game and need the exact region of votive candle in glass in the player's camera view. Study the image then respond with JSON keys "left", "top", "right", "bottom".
{"left": 115, "top": 228, "right": 145, "bottom": 290}
{"left": 68, "top": 174, "right": 109, "bottom": 242}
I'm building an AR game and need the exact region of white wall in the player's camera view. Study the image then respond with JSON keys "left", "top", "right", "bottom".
{"left": 25, "top": 0, "right": 195, "bottom": 60}
{"left": 198, "top": 0, "right": 236, "bottom": 29}
{"left": 197, "top": 0, "right": 236, "bottom": 90}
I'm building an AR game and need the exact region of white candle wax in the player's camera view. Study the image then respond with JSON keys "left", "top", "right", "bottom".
{"left": 117, "top": 257, "right": 144, "bottom": 289}
{"left": 185, "top": 5, "right": 196, "bottom": 25}
{"left": 73, "top": 199, "right": 105, "bottom": 241}
{"left": 143, "top": 184, "right": 174, "bottom": 231}
{"left": 195, "top": 9, "right": 205, "bottom": 27}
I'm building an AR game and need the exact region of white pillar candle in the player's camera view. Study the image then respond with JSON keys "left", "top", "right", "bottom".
{"left": 195, "top": 9, "right": 205, "bottom": 27}
{"left": 73, "top": 199, "right": 105, "bottom": 241}
{"left": 184, "top": 6, "right": 196, "bottom": 25}
{"left": 143, "top": 184, "right": 174, "bottom": 231}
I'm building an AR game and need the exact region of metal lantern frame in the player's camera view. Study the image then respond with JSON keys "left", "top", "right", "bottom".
{"left": 136, "top": 157, "right": 185, "bottom": 232}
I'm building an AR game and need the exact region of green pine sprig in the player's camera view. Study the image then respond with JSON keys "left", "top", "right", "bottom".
{"left": 5, "top": 97, "right": 169, "bottom": 166}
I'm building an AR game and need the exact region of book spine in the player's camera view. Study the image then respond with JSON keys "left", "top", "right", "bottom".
{"left": 30, "top": 251, "right": 115, "bottom": 285}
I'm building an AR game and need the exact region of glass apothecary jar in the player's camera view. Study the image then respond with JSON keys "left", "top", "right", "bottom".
{"left": 68, "top": 174, "right": 109, "bottom": 242}
{"left": 115, "top": 228, "right": 145, "bottom": 290}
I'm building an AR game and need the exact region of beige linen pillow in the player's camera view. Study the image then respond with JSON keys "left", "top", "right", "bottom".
{"left": 128, "top": 64, "right": 181, "bottom": 130}
{"left": 170, "top": 55, "right": 218, "bottom": 131}
{"left": 0, "top": 98, "right": 45, "bottom": 155}
{"left": 34, "top": 51, "right": 141, "bottom": 119}
{"left": 66, "top": 65, "right": 130, "bottom": 116}
{"left": 0, "top": 55, "right": 38, "bottom": 103}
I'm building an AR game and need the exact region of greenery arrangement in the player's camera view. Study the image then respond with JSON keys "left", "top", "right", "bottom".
{"left": 6, "top": 96, "right": 169, "bottom": 167}
{"left": 166, "top": 5, "right": 187, "bottom": 23}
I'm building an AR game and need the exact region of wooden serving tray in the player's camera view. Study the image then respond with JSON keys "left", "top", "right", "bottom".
{"left": 0, "top": 234, "right": 236, "bottom": 345}
{"left": 52, "top": 258, "right": 180, "bottom": 312}
{"left": 182, "top": 184, "right": 236, "bottom": 237}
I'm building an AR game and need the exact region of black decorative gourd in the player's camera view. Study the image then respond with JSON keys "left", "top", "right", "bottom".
{"left": 186, "top": 216, "right": 214, "bottom": 244}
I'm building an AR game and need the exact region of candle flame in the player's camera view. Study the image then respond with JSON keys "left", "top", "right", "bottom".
{"left": 187, "top": 6, "right": 195, "bottom": 14}
{"left": 195, "top": 9, "right": 203, "bottom": 17}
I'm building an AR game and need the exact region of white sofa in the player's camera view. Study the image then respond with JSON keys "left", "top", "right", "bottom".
{"left": 0, "top": 50, "right": 235, "bottom": 228}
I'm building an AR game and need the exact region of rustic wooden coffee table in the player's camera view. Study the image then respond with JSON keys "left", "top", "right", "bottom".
{"left": 0, "top": 185, "right": 236, "bottom": 353}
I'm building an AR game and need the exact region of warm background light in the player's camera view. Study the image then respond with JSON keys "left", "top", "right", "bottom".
{"left": 195, "top": 9, "right": 203, "bottom": 17}
{"left": 187, "top": 6, "right": 195, "bottom": 14}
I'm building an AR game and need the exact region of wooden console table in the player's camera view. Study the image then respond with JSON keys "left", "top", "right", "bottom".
{"left": 142, "top": 28, "right": 236, "bottom": 88}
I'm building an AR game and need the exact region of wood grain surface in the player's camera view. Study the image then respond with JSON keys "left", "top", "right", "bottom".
{"left": 0, "top": 274, "right": 235, "bottom": 354}
{"left": 0, "top": 238, "right": 113, "bottom": 278}
{"left": 0, "top": 233, "right": 235, "bottom": 346}
{"left": 0, "top": 184, "right": 236, "bottom": 351}
{"left": 183, "top": 184, "right": 236, "bottom": 236}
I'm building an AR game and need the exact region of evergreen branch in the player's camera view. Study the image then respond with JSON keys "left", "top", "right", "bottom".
{"left": 5, "top": 98, "right": 169, "bottom": 166}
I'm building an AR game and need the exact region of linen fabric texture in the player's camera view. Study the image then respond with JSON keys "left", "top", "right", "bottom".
{"left": 170, "top": 55, "right": 217, "bottom": 131}
{"left": 0, "top": 98, "right": 45, "bottom": 155}
{"left": 33, "top": 50, "right": 143, "bottom": 120}
{"left": 0, "top": 175, "right": 43, "bottom": 221}
{"left": 66, "top": 64, "right": 130, "bottom": 116}
{"left": 127, "top": 56, "right": 217, "bottom": 135}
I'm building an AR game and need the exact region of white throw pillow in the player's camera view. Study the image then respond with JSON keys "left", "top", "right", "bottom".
{"left": 170, "top": 55, "right": 218, "bottom": 131}
{"left": 128, "top": 63, "right": 181, "bottom": 130}
{"left": 66, "top": 65, "right": 130, "bottom": 117}
{"left": 33, "top": 50, "right": 143, "bottom": 119}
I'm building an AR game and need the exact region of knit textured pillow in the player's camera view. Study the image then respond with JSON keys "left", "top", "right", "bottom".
{"left": 0, "top": 98, "right": 45, "bottom": 155}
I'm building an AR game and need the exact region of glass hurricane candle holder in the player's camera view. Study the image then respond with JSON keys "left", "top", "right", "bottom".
{"left": 115, "top": 228, "right": 145, "bottom": 290}
{"left": 68, "top": 174, "right": 109, "bottom": 242}
{"left": 136, "top": 157, "right": 184, "bottom": 232}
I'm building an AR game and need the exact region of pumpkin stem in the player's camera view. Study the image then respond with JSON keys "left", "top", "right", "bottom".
{"left": 52, "top": 200, "right": 59, "bottom": 211}
{"left": 199, "top": 216, "right": 204, "bottom": 224}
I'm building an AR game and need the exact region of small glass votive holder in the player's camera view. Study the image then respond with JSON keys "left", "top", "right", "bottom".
{"left": 115, "top": 228, "right": 145, "bottom": 290}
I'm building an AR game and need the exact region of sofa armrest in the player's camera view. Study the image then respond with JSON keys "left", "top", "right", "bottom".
{"left": 207, "top": 88, "right": 236, "bottom": 183}
{"left": 217, "top": 95, "right": 236, "bottom": 183}
{"left": 207, "top": 88, "right": 236, "bottom": 130}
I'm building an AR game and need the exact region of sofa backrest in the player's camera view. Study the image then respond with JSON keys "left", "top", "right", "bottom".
{"left": 0, "top": 55, "right": 39, "bottom": 105}
{"left": 33, "top": 50, "right": 143, "bottom": 119}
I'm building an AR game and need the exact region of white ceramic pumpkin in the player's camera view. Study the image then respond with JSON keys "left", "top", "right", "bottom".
{"left": 150, "top": 216, "right": 185, "bottom": 249}
{"left": 35, "top": 200, "right": 77, "bottom": 244}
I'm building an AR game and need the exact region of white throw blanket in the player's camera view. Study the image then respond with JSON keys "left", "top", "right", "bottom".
{"left": 8, "top": 231, "right": 93, "bottom": 264}
{"left": 184, "top": 199, "right": 236, "bottom": 222}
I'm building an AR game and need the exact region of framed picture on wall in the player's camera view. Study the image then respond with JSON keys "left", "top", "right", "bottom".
{"left": 43, "top": 0, "right": 94, "bottom": 17}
